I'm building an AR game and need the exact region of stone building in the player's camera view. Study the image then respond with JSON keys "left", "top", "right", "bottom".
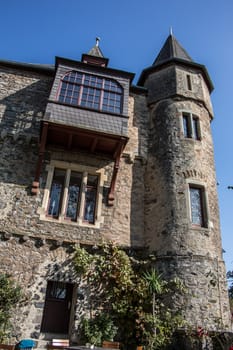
{"left": 0, "top": 34, "right": 231, "bottom": 347}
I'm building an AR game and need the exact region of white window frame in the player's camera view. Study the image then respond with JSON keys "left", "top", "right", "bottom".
{"left": 38, "top": 160, "right": 106, "bottom": 228}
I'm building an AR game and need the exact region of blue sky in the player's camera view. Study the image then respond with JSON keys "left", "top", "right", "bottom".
{"left": 0, "top": 0, "right": 233, "bottom": 272}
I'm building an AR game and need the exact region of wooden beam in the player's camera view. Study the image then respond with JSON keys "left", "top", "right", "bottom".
{"left": 67, "top": 133, "right": 73, "bottom": 149}
{"left": 90, "top": 137, "right": 98, "bottom": 152}
{"left": 108, "top": 139, "right": 126, "bottom": 206}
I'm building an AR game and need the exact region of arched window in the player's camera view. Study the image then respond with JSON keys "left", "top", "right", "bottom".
{"left": 58, "top": 71, "right": 123, "bottom": 114}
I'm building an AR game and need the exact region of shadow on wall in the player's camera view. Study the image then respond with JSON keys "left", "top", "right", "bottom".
{"left": 0, "top": 73, "right": 52, "bottom": 186}
{"left": 0, "top": 73, "right": 52, "bottom": 137}
{"left": 129, "top": 94, "right": 148, "bottom": 247}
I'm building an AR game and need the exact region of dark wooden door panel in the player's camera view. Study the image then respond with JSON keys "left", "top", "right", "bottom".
{"left": 41, "top": 281, "right": 73, "bottom": 333}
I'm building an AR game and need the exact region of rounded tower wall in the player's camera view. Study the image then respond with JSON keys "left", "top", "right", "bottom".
{"left": 137, "top": 33, "right": 232, "bottom": 335}
{"left": 143, "top": 63, "right": 232, "bottom": 330}
{"left": 145, "top": 65, "right": 213, "bottom": 117}
{"left": 155, "top": 255, "right": 231, "bottom": 330}
{"left": 145, "top": 98, "right": 222, "bottom": 258}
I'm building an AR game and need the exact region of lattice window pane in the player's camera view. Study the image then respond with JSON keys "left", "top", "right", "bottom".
{"left": 190, "top": 187, "right": 204, "bottom": 226}
{"left": 65, "top": 172, "right": 82, "bottom": 220}
{"left": 48, "top": 169, "right": 66, "bottom": 217}
{"left": 83, "top": 175, "right": 98, "bottom": 224}
{"left": 58, "top": 71, "right": 123, "bottom": 113}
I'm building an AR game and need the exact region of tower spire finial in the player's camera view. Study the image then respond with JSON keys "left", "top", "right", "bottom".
{"left": 96, "top": 37, "right": 100, "bottom": 47}
{"left": 170, "top": 27, "right": 173, "bottom": 36}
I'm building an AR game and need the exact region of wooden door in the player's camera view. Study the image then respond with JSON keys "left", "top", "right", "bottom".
{"left": 41, "top": 281, "right": 74, "bottom": 333}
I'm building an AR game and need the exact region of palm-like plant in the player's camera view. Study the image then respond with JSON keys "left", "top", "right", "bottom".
{"left": 143, "top": 268, "right": 166, "bottom": 345}
{"left": 143, "top": 269, "right": 165, "bottom": 314}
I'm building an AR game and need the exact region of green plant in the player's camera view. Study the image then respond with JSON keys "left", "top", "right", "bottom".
{"left": 0, "top": 273, "right": 21, "bottom": 342}
{"left": 73, "top": 243, "right": 185, "bottom": 349}
{"left": 74, "top": 246, "right": 93, "bottom": 275}
{"left": 80, "top": 313, "right": 118, "bottom": 346}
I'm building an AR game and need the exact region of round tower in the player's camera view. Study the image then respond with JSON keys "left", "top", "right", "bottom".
{"left": 138, "top": 35, "right": 231, "bottom": 334}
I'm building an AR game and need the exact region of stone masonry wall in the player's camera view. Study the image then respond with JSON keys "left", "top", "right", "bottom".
{"left": 0, "top": 66, "right": 149, "bottom": 344}
{"left": 144, "top": 97, "right": 231, "bottom": 330}
{"left": 0, "top": 65, "right": 148, "bottom": 248}
{"left": 0, "top": 235, "right": 81, "bottom": 344}
{"left": 0, "top": 65, "right": 53, "bottom": 138}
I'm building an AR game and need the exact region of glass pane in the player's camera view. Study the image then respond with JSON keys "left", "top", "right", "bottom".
{"left": 49, "top": 281, "right": 67, "bottom": 299}
{"left": 83, "top": 175, "right": 98, "bottom": 223}
{"left": 83, "top": 188, "right": 97, "bottom": 223}
{"left": 190, "top": 187, "right": 203, "bottom": 226}
{"left": 87, "top": 175, "right": 98, "bottom": 187}
{"left": 183, "top": 115, "right": 189, "bottom": 138}
{"left": 192, "top": 118, "right": 200, "bottom": 140}
{"left": 65, "top": 97, "right": 71, "bottom": 104}
{"left": 58, "top": 95, "right": 65, "bottom": 103}
{"left": 48, "top": 169, "right": 65, "bottom": 217}
{"left": 66, "top": 172, "right": 82, "bottom": 220}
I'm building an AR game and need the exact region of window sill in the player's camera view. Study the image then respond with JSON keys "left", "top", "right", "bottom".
{"left": 38, "top": 211, "right": 103, "bottom": 229}
{"left": 189, "top": 225, "right": 210, "bottom": 235}
{"left": 181, "top": 136, "right": 202, "bottom": 142}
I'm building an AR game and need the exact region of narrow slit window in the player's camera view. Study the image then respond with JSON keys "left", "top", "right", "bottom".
{"left": 187, "top": 74, "right": 192, "bottom": 91}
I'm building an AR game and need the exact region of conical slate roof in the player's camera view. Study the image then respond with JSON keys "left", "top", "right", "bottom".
{"left": 153, "top": 34, "right": 193, "bottom": 66}
{"left": 137, "top": 34, "right": 213, "bottom": 92}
